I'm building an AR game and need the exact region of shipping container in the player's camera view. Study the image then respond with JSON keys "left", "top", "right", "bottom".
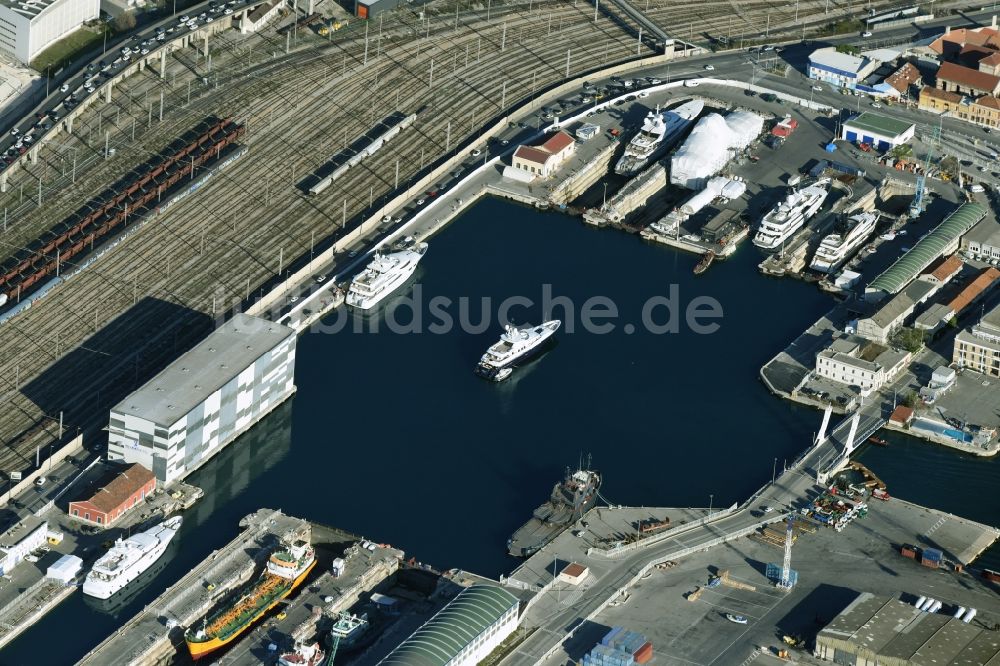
{"left": 634, "top": 642, "right": 653, "bottom": 664}
{"left": 923, "top": 547, "right": 943, "bottom": 561}
{"left": 921, "top": 557, "right": 940, "bottom": 568}
{"left": 601, "top": 627, "right": 624, "bottom": 647}
{"left": 901, "top": 545, "right": 917, "bottom": 559}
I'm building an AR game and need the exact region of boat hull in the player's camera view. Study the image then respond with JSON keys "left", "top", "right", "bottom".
{"left": 186, "top": 559, "right": 316, "bottom": 661}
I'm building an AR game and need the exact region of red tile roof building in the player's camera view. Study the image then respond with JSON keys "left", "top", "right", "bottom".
{"left": 885, "top": 62, "right": 921, "bottom": 95}
{"left": 936, "top": 61, "right": 1000, "bottom": 96}
{"left": 69, "top": 463, "right": 156, "bottom": 527}
{"left": 511, "top": 130, "right": 576, "bottom": 178}
{"left": 945, "top": 267, "right": 1000, "bottom": 314}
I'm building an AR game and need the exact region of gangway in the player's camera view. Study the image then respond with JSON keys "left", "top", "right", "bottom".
{"left": 603, "top": 0, "right": 686, "bottom": 52}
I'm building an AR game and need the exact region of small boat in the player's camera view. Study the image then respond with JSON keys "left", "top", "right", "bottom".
{"left": 867, "top": 436, "right": 888, "bottom": 446}
{"left": 493, "top": 367, "right": 513, "bottom": 382}
{"left": 693, "top": 251, "right": 715, "bottom": 275}
{"left": 725, "top": 613, "right": 748, "bottom": 625}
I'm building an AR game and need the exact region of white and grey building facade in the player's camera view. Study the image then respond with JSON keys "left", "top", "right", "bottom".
{"left": 107, "top": 314, "right": 297, "bottom": 484}
{"left": 0, "top": 0, "right": 100, "bottom": 65}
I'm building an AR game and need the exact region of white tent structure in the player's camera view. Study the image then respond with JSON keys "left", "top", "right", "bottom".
{"left": 46, "top": 554, "right": 83, "bottom": 584}
{"left": 670, "top": 111, "right": 765, "bottom": 190}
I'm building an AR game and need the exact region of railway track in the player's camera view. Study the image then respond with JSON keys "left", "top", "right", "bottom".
{"left": 0, "top": 0, "right": 651, "bottom": 474}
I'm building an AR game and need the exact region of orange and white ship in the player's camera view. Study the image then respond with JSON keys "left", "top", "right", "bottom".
{"left": 184, "top": 539, "right": 316, "bottom": 660}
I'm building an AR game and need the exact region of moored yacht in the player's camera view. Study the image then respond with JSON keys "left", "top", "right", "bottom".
{"left": 752, "top": 179, "right": 830, "bottom": 251}
{"left": 346, "top": 240, "right": 428, "bottom": 310}
{"left": 475, "top": 320, "right": 561, "bottom": 380}
{"left": 614, "top": 100, "right": 704, "bottom": 175}
{"left": 83, "top": 516, "right": 182, "bottom": 599}
{"left": 810, "top": 211, "right": 880, "bottom": 273}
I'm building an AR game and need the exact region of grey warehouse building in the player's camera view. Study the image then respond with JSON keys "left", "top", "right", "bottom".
{"left": 107, "top": 314, "right": 296, "bottom": 483}
{"left": 815, "top": 592, "right": 1000, "bottom": 665}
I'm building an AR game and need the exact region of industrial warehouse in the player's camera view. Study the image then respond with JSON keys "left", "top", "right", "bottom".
{"left": 107, "top": 313, "right": 296, "bottom": 483}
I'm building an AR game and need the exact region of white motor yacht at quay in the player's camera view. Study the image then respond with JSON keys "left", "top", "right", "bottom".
{"left": 83, "top": 516, "right": 182, "bottom": 599}
{"left": 475, "top": 320, "right": 561, "bottom": 381}
{"left": 614, "top": 100, "right": 704, "bottom": 176}
{"left": 752, "top": 179, "right": 831, "bottom": 251}
{"left": 346, "top": 239, "right": 428, "bottom": 310}
{"left": 810, "top": 211, "right": 880, "bottom": 273}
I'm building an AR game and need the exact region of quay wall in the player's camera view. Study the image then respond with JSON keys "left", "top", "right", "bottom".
{"left": 257, "top": 51, "right": 704, "bottom": 322}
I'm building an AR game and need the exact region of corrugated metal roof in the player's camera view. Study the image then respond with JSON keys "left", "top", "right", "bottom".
{"left": 869, "top": 203, "right": 987, "bottom": 294}
{"left": 379, "top": 586, "right": 518, "bottom": 666}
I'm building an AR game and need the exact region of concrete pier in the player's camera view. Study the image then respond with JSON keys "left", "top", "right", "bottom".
{"left": 0, "top": 579, "right": 76, "bottom": 650}
{"left": 583, "top": 163, "right": 667, "bottom": 226}
{"left": 549, "top": 143, "right": 616, "bottom": 206}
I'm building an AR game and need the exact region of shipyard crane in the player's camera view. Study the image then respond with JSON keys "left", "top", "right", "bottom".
{"left": 777, "top": 515, "right": 796, "bottom": 590}
{"left": 910, "top": 118, "right": 943, "bottom": 218}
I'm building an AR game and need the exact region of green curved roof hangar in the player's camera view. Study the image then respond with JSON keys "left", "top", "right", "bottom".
{"left": 868, "top": 203, "right": 987, "bottom": 295}
{"left": 379, "top": 585, "right": 519, "bottom": 666}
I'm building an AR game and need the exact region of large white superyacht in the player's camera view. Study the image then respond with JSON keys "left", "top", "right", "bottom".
{"left": 475, "top": 321, "right": 561, "bottom": 381}
{"left": 346, "top": 239, "right": 428, "bottom": 310}
{"left": 83, "top": 516, "right": 182, "bottom": 599}
{"left": 752, "top": 179, "right": 831, "bottom": 251}
{"left": 810, "top": 211, "right": 879, "bottom": 273}
{"left": 614, "top": 100, "right": 704, "bottom": 176}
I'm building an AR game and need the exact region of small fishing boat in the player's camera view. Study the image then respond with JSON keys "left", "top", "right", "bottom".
{"left": 694, "top": 251, "right": 715, "bottom": 275}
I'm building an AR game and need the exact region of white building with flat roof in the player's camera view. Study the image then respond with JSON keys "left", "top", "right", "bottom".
{"left": 107, "top": 314, "right": 297, "bottom": 483}
{"left": 808, "top": 48, "right": 879, "bottom": 90}
{"left": 815, "top": 335, "right": 911, "bottom": 391}
{"left": 0, "top": 0, "right": 100, "bottom": 65}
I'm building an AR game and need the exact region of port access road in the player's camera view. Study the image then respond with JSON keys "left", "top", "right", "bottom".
{"left": 498, "top": 410, "right": 878, "bottom": 666}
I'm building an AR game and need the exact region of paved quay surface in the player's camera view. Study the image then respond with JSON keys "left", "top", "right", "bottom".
{"left": 540, "top": 495, "right": 1000, "bottom": 666}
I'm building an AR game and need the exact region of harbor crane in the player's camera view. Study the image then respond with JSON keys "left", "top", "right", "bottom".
{"left": 910, "top": 118, "right": 943, "bottom": 218}
{"left": 777, "top": 515, "right": 796, "bottom": 590}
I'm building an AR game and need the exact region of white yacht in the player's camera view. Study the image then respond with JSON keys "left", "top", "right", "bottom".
{"left": 83, "top": 516, "right": 182, "bottom": 599}
{"left": 614, "top": 100, "right": 704, "bottom": 175}
{"left": 810, "top": 211, "right": 880, "bottom": 273}
{"left": 475, "top": 320, "right": 561, "bottom": 380}
{"left": 752, "top": 179, "right": 831, "bottom": 251}
{"left": 346, "top": 240, "right": 428, "bottom": 310}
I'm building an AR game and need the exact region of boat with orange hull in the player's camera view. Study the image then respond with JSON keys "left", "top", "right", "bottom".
{"left": 185, "top": 540, "right": 316, "bottom": 660}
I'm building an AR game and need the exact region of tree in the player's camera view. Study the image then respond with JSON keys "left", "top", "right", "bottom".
{"left": 890, "top": 145, "right": 914, "bottom": 160}
{"left": 836, "top": 43, "right": 860, "bottom": 55}
{"left": 115, "top": 10, "right": 136, "bottom": 33}
{"left": 892, "top": 327, "right": 925, "bottom": 353}
{"left": 900, "top": 390, "right": 918, "bottom": 408}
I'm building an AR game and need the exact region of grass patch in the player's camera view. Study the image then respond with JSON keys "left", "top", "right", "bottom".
{"left": 31, "top": 25, "right": 110, "bottom": 74}
{"left": 479, "top": 626, "right": 537, "bottom": 666}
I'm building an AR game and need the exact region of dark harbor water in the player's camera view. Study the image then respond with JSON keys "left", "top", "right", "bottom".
{"left": 4, "top": 197, "right": 1000, "bottom": 663}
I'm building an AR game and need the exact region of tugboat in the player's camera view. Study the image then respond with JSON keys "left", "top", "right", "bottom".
{"left": 508, "top": 461, "right": 601, "bottom": 557}
{"left": 867, "top": 435, "right": 888, "bottom": 446}
{"left": 693, "top": 251, "right": 715, "bottom": 275}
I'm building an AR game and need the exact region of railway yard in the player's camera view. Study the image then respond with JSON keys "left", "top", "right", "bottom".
{"left": 0, "top": 0, "right": 914, "bottom": 480}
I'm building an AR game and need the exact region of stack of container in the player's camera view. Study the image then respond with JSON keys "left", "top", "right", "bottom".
{"left": 921, "top": 548, "right": 943, "bottom": 569}
{"left": 583, "top": 628, "right": 654, "bottom": 666}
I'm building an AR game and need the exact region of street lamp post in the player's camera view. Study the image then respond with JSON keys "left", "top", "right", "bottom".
{"left": 709, "top": 494, "right": 713, "bottom": 517}
{"left": 772, "top": 457, "right": 778, "bottom": 484}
